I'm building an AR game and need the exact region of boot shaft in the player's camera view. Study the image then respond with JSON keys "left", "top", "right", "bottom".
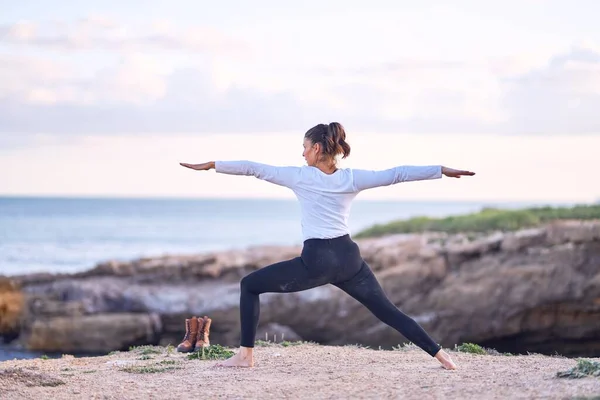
{"left": 186, "top": 317, "right": 200, "bottom": 338}
{"left": 201, "top": 316, "right": 211, "bottom": 340}
{"left": 194, "top": 316, "right": 212, "bottom": 349}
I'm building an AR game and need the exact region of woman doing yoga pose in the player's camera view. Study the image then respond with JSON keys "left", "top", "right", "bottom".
{"left": 180, "top": 122, "right": 475, "bottom": 369}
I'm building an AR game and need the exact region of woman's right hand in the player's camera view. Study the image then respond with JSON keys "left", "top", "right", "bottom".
{"left": 441, "top": 166, "right": 475, "bottom": 178}
{"left": 179, "top": 162, "right": 215, "bottom": 171}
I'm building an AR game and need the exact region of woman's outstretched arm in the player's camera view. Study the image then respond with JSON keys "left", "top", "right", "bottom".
{"left": 352, "top": 165, "right": 475, "bottom": 191}
{"left": 179, "top": 160, "right": 302, "bottom": 189}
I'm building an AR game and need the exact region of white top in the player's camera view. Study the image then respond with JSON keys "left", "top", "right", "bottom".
{"left": 215, "top": 161, "right": 442, "bottom": 241}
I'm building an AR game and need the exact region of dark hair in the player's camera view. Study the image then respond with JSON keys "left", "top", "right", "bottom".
{"left": 304, "top": 122, "right": 351, "bottom": 161}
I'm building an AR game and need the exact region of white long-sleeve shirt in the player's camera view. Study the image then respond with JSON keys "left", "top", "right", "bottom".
{"left": 215, "top": 161, "right": 442, "bottom": 241}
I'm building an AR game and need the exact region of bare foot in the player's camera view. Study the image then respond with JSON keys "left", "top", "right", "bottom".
{"left": 434, "top": 349, "right": 457, "bottom": 370}
{"left": 215, "top": 347, "right": 254, "bottom": 368}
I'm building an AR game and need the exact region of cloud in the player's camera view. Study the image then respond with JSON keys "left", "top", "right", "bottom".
{"left": 0, "top": 18, "right": 249, "bottom": 56}
{"left": 1, "top": 27, "right": 600, "bottom": 137}
{"left": 501, "top": 45, "right": 600, "bottom": 134}
{"left": 0, "top": 65, "right": 328, "bottom": 135}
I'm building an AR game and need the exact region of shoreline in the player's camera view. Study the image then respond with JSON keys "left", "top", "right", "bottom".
{"left": 2, "top": 342, "right": 596, "bottom": 363}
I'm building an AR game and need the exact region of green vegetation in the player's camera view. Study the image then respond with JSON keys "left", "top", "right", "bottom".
{"left": 557, "top": 359, "right": 600, "bottom": 379}
{"left": 128, "top": 345, "right": 162, "bottom": 355}
{"left": 120, "top": 362, "right": 181, "bottom": 374}
{"left": 281, "top": 340, "right": 305, "bottom": 347}
{"left": 456, "top": 343, "right": 487, "bottom": 355}
{"left": 354, "top": 204, "right": 600, "bottom": 238}
{"left": 187, "top": 344, "right": 235, "bottom": 360}
{"left": 392, "top": 342, "right": 418, "bottom": 351}
{"left": 256, "top": 339, "right": 312, "bottom": 347}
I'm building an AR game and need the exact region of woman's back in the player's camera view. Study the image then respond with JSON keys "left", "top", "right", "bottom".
{"left": 215, "top": 161, "right": 443, "bottom": 240}
{"left": 292, "top": 167, "right": 359, "bottom": 240}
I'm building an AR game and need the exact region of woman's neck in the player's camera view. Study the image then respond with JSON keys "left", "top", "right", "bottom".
{"left": 314, "top": 161, "right": 337, "bottom": 175}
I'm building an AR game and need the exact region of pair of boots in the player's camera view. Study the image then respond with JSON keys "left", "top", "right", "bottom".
{"left": 177, "top": 315, "right": 212, "bottom": 353}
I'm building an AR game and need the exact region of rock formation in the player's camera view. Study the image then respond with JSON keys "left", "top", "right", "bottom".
{"left": 1, "top": 220, "right": 599, "bottom": 357}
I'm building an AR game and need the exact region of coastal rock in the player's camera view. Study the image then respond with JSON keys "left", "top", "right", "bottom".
{"left": 0, "top": 278, "right": 23, "bottom": 342}
{"left": 22, "top": 313, "right": 162, "bottom": 353}
{"left": 546, "top": 219, "right": 600, "bottom": 244}
{"left": 3, "top": 220, "right": 600, "bottom": 357}
{"left": 500, "top": 228, "right": 547, "bottom": 252}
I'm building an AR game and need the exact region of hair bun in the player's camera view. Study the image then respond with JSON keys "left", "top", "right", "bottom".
{"left": 304, "top": 122, "right": 351, "bottom": 160}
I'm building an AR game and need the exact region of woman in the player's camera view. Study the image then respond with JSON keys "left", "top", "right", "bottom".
{"left": 180, "top": 122, "right": 475, "bottom": 370}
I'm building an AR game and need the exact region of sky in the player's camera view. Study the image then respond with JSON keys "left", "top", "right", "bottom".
{"left": 1, "top": 0, "right": 599, "bottom": 202}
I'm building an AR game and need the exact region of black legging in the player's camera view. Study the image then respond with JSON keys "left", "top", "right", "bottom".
{"left": 239, "top": 234, "right": 442, "bottom": 357}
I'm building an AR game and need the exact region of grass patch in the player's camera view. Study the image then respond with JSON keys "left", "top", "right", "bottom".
{"left": 129, "top": 345, "right": 162, "bottom": 355}
{"left": 343, "top": 343, "right": 372, "bottom": 349}
{"left": 187, "top": 344, "right": 235, "bottom": 360}
{"left": 281, "top": 340, "right": 304, "bottom": 347}
{"left": 354, "top": 204, "right": 600, "bottom": 238}
{"left": 82, "top": 370, "right": 97, "bottom": 374}
{"left": 255, "top": 340, "right": 273, "bottom": 347}
{"left": 40, "top": 355, "right": 49, "bottom": 360}
{"left": 557, "top": 359, "right": 600, "bottom": 379}
{"left": 392, "top": 342, "right": 419, "bottom": 351}
{"left": 121, "top": 365, "right": 180, "bottom": 374}
{"left": 256, "top": 339, "right": 312, "bottom": 348}
{"left": 120, "top": 360, "right": 182, "bottom": 374}
{"left": 455, "top": 343, "right": 487, "bottom": 355}
{"left": 138, "top": 355, "right": 154, "bottom": 360}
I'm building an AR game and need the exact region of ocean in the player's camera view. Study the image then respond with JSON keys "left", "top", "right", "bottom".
{"left": 0, "top": 196, "right": 541, "bottom": 277}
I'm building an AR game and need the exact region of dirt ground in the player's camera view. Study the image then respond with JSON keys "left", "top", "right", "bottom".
{"left": 1, "top": 343, "right": 599, "bottom": 400}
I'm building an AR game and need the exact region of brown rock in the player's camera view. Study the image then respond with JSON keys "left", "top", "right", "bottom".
{"left": 5, "top": 221, "right": 600, "bottom": 358}
{"left": 23, "top": 313, "right": 162, "bottom": 353}
{"left": 445, "top": 232, "right": 504, "bottom": 267}
{"left": 0, "top": 278, "right": 24, "bottom": 340}
{"left": 547, "top": 220, "right": 600, "bottom": 244}
{"left": 501, "top": 228, "right": 547, "bottom": 252}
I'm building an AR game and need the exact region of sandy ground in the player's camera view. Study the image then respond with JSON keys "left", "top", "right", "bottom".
{"left": 1, "top": 343, "right": 599, "bottom": 400}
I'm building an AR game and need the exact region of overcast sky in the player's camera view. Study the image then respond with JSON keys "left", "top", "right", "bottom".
{"left": 1, "top": 0, "right": 599, "bottom": 202}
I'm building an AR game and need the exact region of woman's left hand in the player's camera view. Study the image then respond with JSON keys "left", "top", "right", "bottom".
{"left": 442, "top": 166, "right": 476, "bottom": 178}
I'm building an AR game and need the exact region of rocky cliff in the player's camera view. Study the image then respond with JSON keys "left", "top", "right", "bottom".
{"left": 1, "top": 220, "right": 599, "bottom": 357}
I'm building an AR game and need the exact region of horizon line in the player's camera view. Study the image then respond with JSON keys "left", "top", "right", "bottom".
{"left": 0, "top": 193, "right": 594, "bottom": 206}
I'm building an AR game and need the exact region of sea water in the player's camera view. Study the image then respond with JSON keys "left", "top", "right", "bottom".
{"left": 0, "top": 196, "right": 538, "bottom": 276}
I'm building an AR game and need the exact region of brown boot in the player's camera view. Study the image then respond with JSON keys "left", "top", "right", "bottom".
{"left": 194, "top": 316, "right": 212, "bottom": 350}
{"left": 176, "top": 317, "right": 199, "bottom": 353}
